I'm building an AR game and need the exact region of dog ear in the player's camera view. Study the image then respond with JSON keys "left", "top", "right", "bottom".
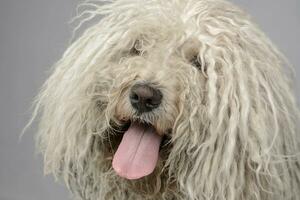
{"left": 29, "top": 0, "right": 150, "bottom": 192}
{"left": 31, "top": 19, "right": 120, "bottom": 184}
{"left": 166, "top": 30, "right": 300, "bottom": 198}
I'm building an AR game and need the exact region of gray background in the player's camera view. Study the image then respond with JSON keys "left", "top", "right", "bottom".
{"left": 0, "top": 0, "right": 299, "bottom": 200}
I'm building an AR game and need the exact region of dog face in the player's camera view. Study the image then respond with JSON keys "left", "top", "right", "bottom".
{"left": 110, "top": 38, "right": 207, "bottom": 131}
{"left": 98, "top": 24, "right": 208, "bottom": 130}
{"left": 107, "top": 32, "right": 210, "bottom": 179}
{"left": 33, "top": 0, "right": 300, "bottom": 199}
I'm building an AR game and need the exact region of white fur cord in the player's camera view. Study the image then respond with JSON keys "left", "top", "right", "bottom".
{"left": 28, "top": 0, "right": 300, "bottom": 199}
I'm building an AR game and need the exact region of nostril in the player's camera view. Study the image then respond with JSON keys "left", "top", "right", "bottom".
{"left": 145, "top": 98, "right": 156, "bottom": 108}
{"left": 130, "top": 93, "right": 139, "bottom": 103}
{"left": 146, "top": 95, "right": 161, "bottom": 107}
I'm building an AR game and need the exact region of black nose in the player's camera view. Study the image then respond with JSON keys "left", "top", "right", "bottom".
{"left": 129, "top": 84, "right": 163, "bottom": 113}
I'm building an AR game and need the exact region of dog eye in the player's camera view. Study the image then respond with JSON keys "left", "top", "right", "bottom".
{"left": 129, "top": 40, "right": 142, "bottom": 56}
{"left": 190, "top": 56, "right": 202, "bottom": 70}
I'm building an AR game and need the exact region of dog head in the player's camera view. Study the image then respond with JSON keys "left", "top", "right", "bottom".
{"left": 32, "top": 0, "right": 300, "bottom": 199}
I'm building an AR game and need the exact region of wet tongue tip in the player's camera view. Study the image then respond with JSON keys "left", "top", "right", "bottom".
{"left": 113, "top": 165, "right": 148, "bottom": 180}
{"left": 112, "top": 122, "right": 162, "bottom": 180}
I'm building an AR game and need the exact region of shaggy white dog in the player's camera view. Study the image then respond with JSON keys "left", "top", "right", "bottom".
{"left": 30, "top": 0, "right": 300, "bottom": 199}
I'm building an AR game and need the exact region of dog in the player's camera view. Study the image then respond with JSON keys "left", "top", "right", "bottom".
{"left": 30, "top": 0, "right": 300, "bottom": 199}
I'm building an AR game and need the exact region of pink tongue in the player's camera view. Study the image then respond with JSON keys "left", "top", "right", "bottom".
{"left": 112, "top": 122, "right": 162, "bottom": 180}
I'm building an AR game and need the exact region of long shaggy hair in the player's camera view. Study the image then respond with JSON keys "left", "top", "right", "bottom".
{"left": 29, "top": 0, "right": 300, "bottom": 199}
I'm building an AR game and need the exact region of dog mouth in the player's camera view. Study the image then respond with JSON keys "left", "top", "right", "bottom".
{"left": 110, "top": 120, "right": 169, "bottom": 180}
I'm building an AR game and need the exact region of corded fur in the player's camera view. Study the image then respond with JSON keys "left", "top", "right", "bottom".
{"left": 29, "top": 0, "right": 300, "bottom": 199}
